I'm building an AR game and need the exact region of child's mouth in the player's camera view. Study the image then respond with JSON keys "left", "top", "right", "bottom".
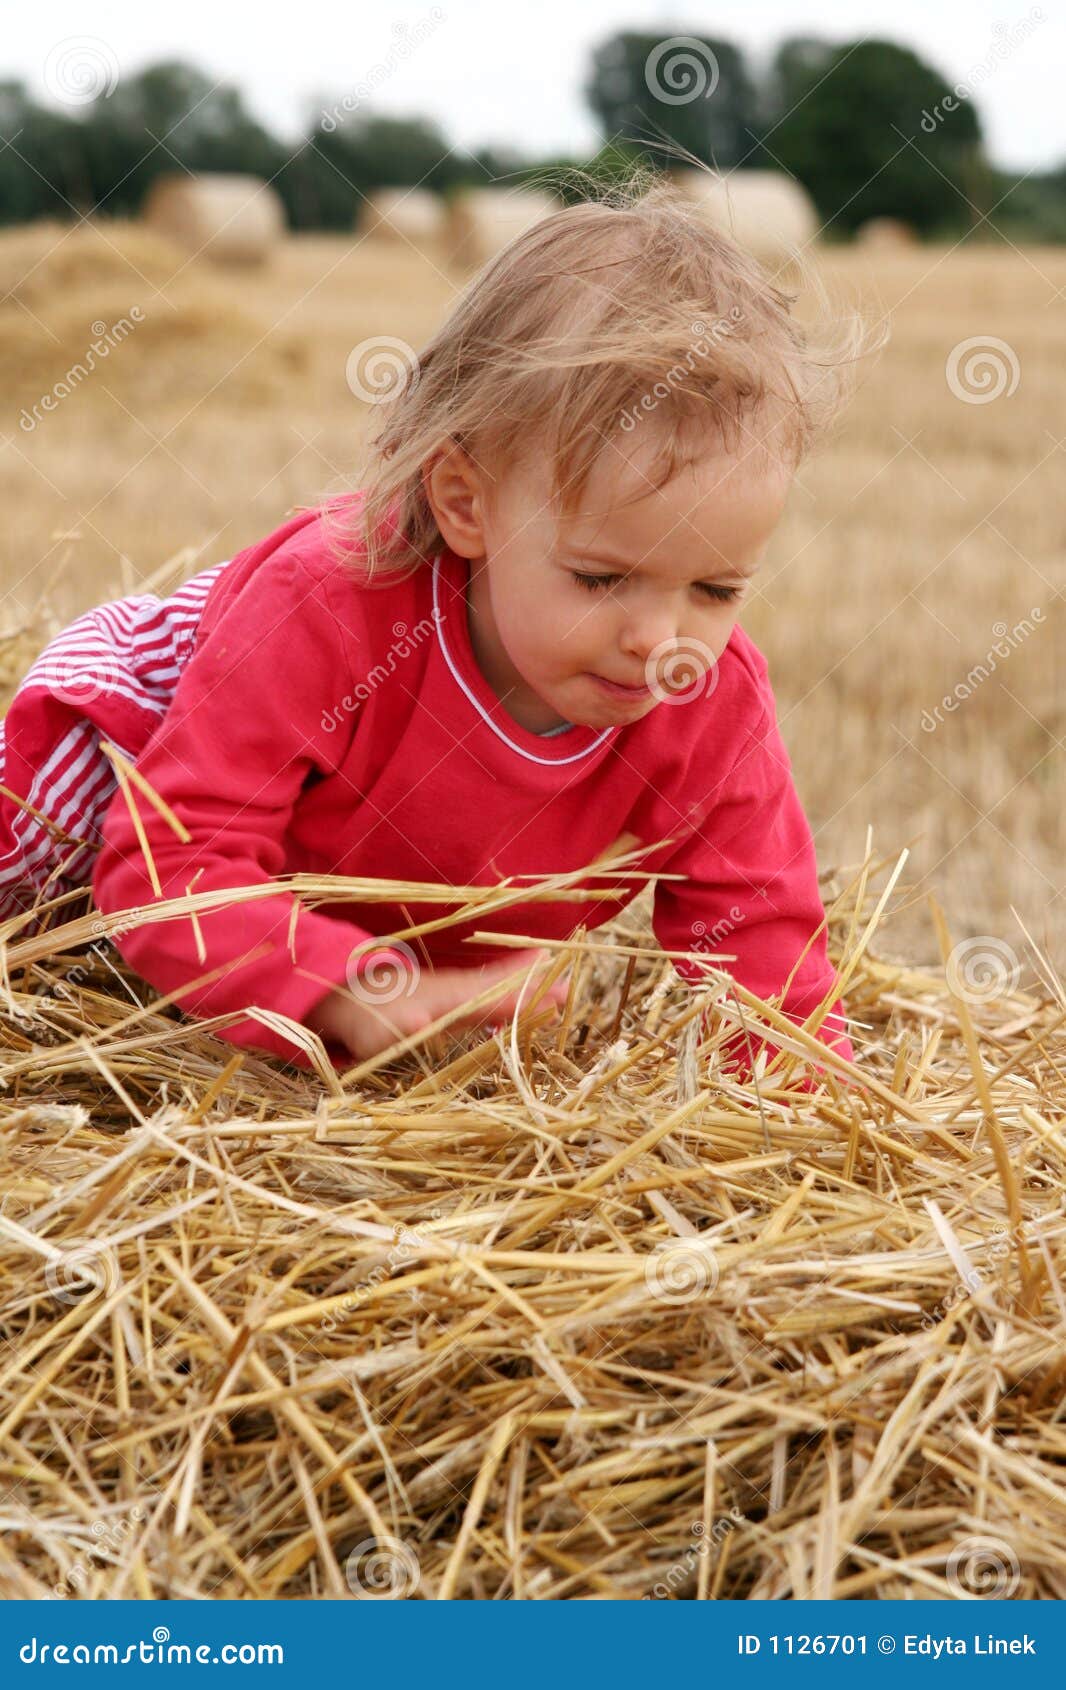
{"left": 588, "top": 672, "right": 653, "bottom": 701}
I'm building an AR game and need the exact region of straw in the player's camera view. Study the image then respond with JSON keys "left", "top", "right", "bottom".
{"left": 1, "top": 841, "right": 1064, "bottom": 1599}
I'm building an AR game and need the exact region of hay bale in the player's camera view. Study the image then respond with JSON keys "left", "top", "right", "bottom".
{"left": 445, "top": 185, "right": 558, "bottom": 269}
{"left": 142, "top": 173, "right": 285, "bottom": 266}
{"left": 359, "top": 188, "right": 445, "bottom": 245}
{"left": 0, "top": 218, "right": 307, "bottom": 412}
{"left": 1, "top": 822, "right": 1065, "bottom": 1598}
{"left": 0, "top": 218, "right": 186, "bottom": 309}
{"left": 670, "top": 168, "right": 818, "bottom": 263}
{"left": 855, "top": 216, "right": 921, "bottom": 251}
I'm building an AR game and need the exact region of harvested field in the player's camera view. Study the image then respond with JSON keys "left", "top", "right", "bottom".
{"left": 1, "top": 220, "right": 1064, "bottom": 1600}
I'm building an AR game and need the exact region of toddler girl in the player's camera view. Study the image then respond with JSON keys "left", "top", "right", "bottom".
{"left": 0, "top": 177, "right": 858, "bottom": 1082}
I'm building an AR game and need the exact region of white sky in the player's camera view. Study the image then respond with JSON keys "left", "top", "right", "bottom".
{"left": 6, "top": 0, "right": 1063, "bottom": 174}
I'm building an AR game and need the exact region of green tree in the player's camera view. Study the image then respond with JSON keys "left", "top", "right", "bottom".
{"left": 0, "top": 82, "right": 94, "bottom": 223}
{"left": 584, "top": 30, "right": 757, "bottom": 169}
{"left": 32, "top": 61, "right": 290, "bottom": 219}
{"left": 990, "top": 164, "right": 1066, "bottom": 243}
{"left": 764, "top": 38, "right": 985, "bottom": 235}
{"left": 281, "top": 113, "right": 462, "bottom": 229}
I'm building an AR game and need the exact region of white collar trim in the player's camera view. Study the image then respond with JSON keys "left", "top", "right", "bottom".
{"left": 431, "top": 556, "right": 616, "bottom": 767}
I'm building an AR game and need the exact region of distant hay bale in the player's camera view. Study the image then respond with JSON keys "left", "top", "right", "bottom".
{"left": 359, "top": 189, "right": 445, "bottom": 245}
{"left": 0, "top": 217, "right": 185, "bottom": 308}
{"left": 142, "top": 173, "right": 285, "bottom": 266}
{"left": 445, "top": 186, "right": 558, "bottom": 268}
{"left": 669, "top": 168, "right": 818, "bottom": 264}
{"left": 0, "top": 218, "right": 307, "bottom": 411}
{"left": 855, "top": 216, "right": 921, "bottom": 251}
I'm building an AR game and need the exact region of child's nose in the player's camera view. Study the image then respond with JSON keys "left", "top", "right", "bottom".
{"left": 620, "top": 616, "right": 680, "bottom": 662}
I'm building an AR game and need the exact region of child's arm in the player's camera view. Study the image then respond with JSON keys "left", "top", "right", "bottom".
{"left": 90, "top": 547, "right": 399, "bottom": 1064}
{"left": 651, "top": 694, "right": 855, "bottom": 1088}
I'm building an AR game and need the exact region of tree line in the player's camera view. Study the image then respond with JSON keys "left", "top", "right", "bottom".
{"left": 1, "top": 31, "right": 1062, "bottom": 240}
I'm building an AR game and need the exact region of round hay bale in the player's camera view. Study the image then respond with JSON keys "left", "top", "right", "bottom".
{"left": 855, "top": 216, "right": 921, "bottom": 251}
{"left": 445, "top": 186, "right": 558, "bottom": 269}
{"left": 0, "top": 218, "right": 307, "bottom": 412}
{"left": 359, "top": 188, "right": 445, "bottom": 245}
{"left": 142, "top": 173, "right": 285, "bottom": 266}
{"left": 669, "top": 168, "right": 818, "bottom": 263}
{"left": 0, "top": 218, "right": 185, "bottom": 308}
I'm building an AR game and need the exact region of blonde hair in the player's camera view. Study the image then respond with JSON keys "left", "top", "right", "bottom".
{"left": 323, "top": 161, "right": 874, "bottom": 583}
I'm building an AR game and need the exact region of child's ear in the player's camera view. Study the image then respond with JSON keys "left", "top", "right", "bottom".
{"left": 422, "top": 438, "right": 489, "bottom": 559}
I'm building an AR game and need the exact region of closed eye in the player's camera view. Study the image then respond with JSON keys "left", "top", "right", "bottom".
{"left": 571, "top": 570, "right": 742, "bottom": 604}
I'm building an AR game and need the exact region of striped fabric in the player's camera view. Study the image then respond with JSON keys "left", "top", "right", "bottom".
{"left": 0, "top": 558, "right": 233, "bottom": 927}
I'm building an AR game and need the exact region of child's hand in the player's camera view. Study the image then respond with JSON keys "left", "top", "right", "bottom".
{"left": 308, "top": 947, "right": 570, "bottom": 1063}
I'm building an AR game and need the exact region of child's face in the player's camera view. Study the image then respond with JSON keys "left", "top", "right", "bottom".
{"left": 426, "top": 427, "right": 792, "bottom": 734}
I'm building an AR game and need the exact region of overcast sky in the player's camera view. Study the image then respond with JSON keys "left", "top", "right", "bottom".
{"left": 7, "top": 0, "right": 1063, "bottom": 173}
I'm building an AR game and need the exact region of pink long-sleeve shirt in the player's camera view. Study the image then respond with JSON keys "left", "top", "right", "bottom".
{"left": 89, "top": 495, "right": 854, "bottom": 1078}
